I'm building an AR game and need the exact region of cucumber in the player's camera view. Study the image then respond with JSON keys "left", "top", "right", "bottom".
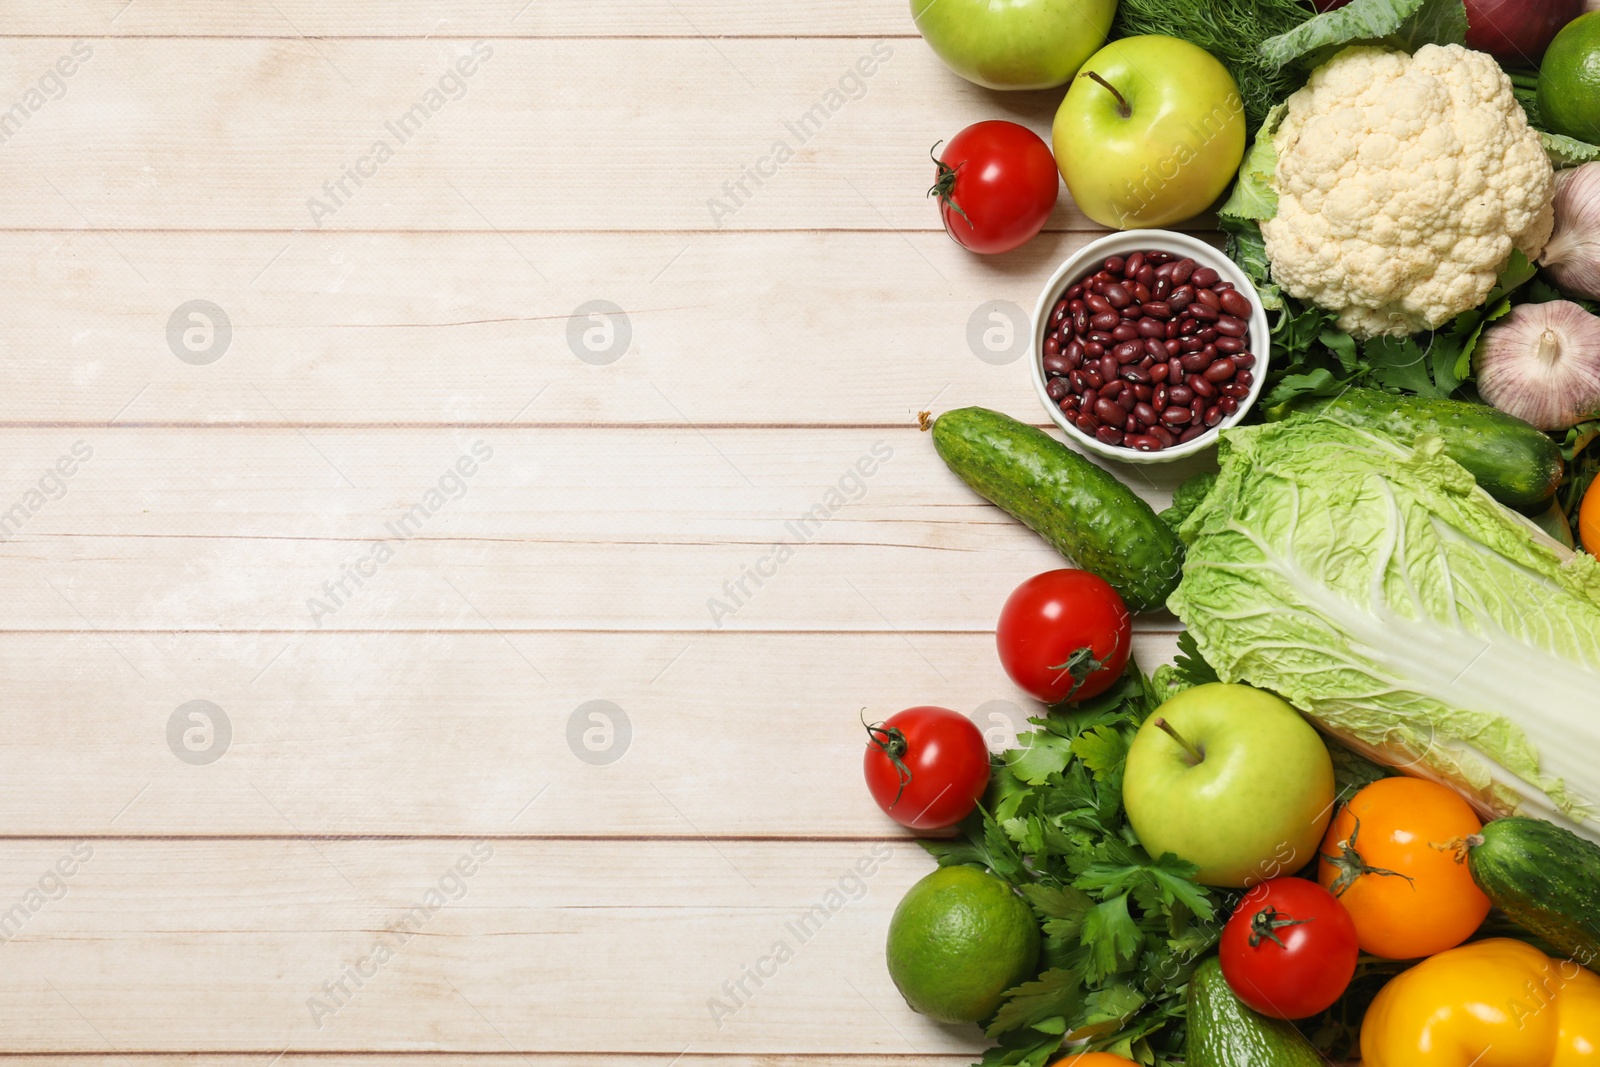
{"left": 929, "top": 407, "right": 1182, "bottom": 612}
{"left": 1467, "top": 816, "right": 1600, "bottom": 964}
{"left": 1186, "top": 957, "right": 1325, "bottom": 1067}
{"left": 1266, "top": 388, "right": 1563, "bottom": 509}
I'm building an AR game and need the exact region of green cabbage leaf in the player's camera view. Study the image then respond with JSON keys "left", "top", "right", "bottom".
{"left": 1170, "top": 419, "right": 1600, "bottom": 838}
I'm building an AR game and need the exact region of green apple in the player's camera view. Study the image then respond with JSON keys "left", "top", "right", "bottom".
{"left": 1052, "top": 35, "right": 1246, "bottom": 229}
{"left": 1122, "top": 683, "right": 1334, "bottom": 889}
{"left": 911, "top": 0, "right": 1115, "bottom": 91}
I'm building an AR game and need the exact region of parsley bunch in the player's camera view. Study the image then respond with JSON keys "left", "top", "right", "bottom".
{"left": 923, "top": 661, "right": 1230, "bottom": 1067}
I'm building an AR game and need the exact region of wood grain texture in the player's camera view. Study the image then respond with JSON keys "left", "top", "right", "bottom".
{"left": 0, "top": 630, "right": 1179, "bottom": 837}
{"left": 0, "top": 37, "right": 1206, "bottom": 233}
{"left": 0, "top": 839, "right": 981, "bottom": 1054}
{"left": 0, "top": 0, "right": 916, "bottom": 37}
{"left": 0, "top": 229, "right": 1188, "bottom": 426}
{"left": 0, "top": 427, "right": 1203, "bottom": 631}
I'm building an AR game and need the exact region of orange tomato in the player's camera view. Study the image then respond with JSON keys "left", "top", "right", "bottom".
{"left": 1052, "top": 1056, "right": 1137, "bottom": 1067}
{"left": 1581, "top": 477, "right": 1600, "bottom": 558}
{"left": 1316, "top": 777, "right": 1490, "bottom": 960}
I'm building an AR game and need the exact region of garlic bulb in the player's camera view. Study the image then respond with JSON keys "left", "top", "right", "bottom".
{"left": 1478, "top": 301, "right": 1600, "bottom": 430}
{"left": 1541, "top": 164, "right": 1600, "bottom": 301}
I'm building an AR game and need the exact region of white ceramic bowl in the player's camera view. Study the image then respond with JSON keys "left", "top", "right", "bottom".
{"left": 1030, "top": 230, "right": 1272, "bottom": 465}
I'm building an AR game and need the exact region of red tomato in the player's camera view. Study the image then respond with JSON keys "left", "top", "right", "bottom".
{"left": 1219, "top": 877, "right": 1359, "bottom": 1020}
{"left": 863, "top": 706, "right": 989, "bottom": 830}
{"left": 996, "top": 570, "right": 1131, "bottom": 704}
{"left": 929, "top": 121, "right": 1059, "bottom": 254}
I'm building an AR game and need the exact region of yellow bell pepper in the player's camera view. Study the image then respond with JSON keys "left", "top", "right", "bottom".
{"left": 1362, "top": 938, "right": 1600, "bottom": 1066}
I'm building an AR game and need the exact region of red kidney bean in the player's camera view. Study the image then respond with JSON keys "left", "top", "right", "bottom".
{"left": 1092, "top": 311, "right": 1120, "bottom": 332}
{"left": 1076, "top": 413, "right": 1099, "bottom": 434}
{"left": 1237, "top": 370, "right": 1254, "bottom": 388}
{"left": 1123, "top": 252, "right": 1144, "bottom": 278}
{"left": 1118, "top": 390, "right": 1137, "bottom": 413}
{"left": 1179, "top": 351, "right": 1210, "bottom": 373}
{"left": 1136, "top": 266, "right": 1155, "bottom": 288}
{"left": 1044, "top": 335, "right": 1060, "bottom": 357}
{"left": 1214, "top": 336, "right": 1245, "bottom": 354}
{"left": 1086, "top": 293, "right": 1112, "bottom": 315}
{"left": 1084, "top": 341, "right": 1105, "bottom": 358}
{"left": 1096, "top": 425, "right": 1124, "bottom": 446}
{"left": 1142, "top": 339, "right": 1165, "bottom": 360}
{"left": 1163, "top": 340, "right": 1181, "bottom": 357}
{"left": 1104, "top": 283, "right": 1132, "bottom": 308}
{"left": 1215, "top": 315, "right": 1246, "bottom": 338}
{"left": 1196, "top": 288, "right": 1222, "bottom": 310}
{"left": 1125, "top": 413, "right": 1139, "bottom": 433}
{"left": 1179, "top": 318, "right": 1202, "bottom": 337}
{"left": 1170, "top": 258, "right": 1195, "bottom": 285}
{"left": 1121, "top": 303, "right": 1143, "bottom": 319}
{"left": 1100, "top": 355, "right": 1119, "bottom": 382}
{"left": 1220, "top": 396, "right": 1239, "bottom": 414}
{"left": 1142, "top": 301, "right": 1171, "bottom": 320}
{"left": 1153, "top": 384, "right": 1169, "bottom": 410}
{"left": 1167, "top": 384, "right": 1193, "bottom": 405}
{"left": 1198, "top": 328, "right": 1219, "bottom": 344}
{"left": 1165, "top": 319, "right": 1182, "bottom": 340}
{"left": 1044, "top": 354, "right": 1072, "bottom": 376}
{"left": 1095, "top": 398, "right": 1123, "bottom": 424}
{"left": 1150, "top": 424, "right": 1176, "bottom": 447}
{"left": 1133, "top": 401, "right": 1157, "bottom": 426}
{"left": 1167, "top": 357, "right": 1183, "bottom": 380}
{"left": 1188, "top": 375, "right": 1217, "bottom": 399}
{"left": 1122, "top": 364, "right": 1151, "bottom": 384}
{"left": 1178, "top": 425, "right": 1206, "bottom": 444}
{"left": 1113, "top": 341, "right": 1142, "bottom": 363}
{"left": 1052, "top": 301, "right": 1069, "bottom": 324}
{"left": 1127, "top": 435, "right": 1161, "bottom": 452}
{"left": 1046, "top": 378, "right": 1070, "bottom": 400}
{"left": 1149, "top": 362, "right": 1169, "bottom": 383}
{"left": 1191, "top": 266, "right": 1219, "bottom": 288}
{"left": 1162, "top": 406, "right": 1192, "bottom": 426}
{"left": 1204, "top": 358, "right": 1236, "bottom": 382}
{"left": 1188, "top": 303, "right": 1219, "bottom": 322}
{"left": 1070, "top": 370, "right": 1087, "bottom": 392}
{"left": 1133, "top": 383, "right": 1152, "bottom": 401}
{"left": 1065, "top": 284, "right": 1083, "bottom": 300}
{"left": 1220, "top": 382, "right": 1249, "bottom": 399}
{"left": 1219, "top": 290, "right": 1252, "bottom": 318}
{"left": 1234, "top": 352, "right": 1256, "bottom": 370}
{"left": 1168, "top": 285, "right": 1195, "bottom": 309}
{"left": 1132, "top": 282, "right": 1152, "bottom": 302}
{"left": 1146, "top": 250, "right": 1174, "bottom": 265}
{"left": 1083, "top": 368, "right": 1104, "bottom": 389}
{"left": 1191, "top": 398, "right": 1206, "bottom": 422}
{"left": 1060, "top": 396, "right": 1078, "bottom": 414}
{"left": 1081, "top": 386, "right": 1098, "bottom": 407}
{"left": 1179, "top": 336, "right": 1205, "bottom": 354}
{"left": 1205, "top": 405, "right": 1223, "bottom": 427}
{"left": 1065, "top": 340, "right": 1084, "bottom": 366}
{"left": 1153, "top": 277, "right": 1171, "bottom": 300}
{"left": 1104, "top": 256, "right": 1125, "bottom": 275}
{"left": 1137, "top": 318, "right": 1164, "bottom": 339}
{"left": 1101, "top": 379, "right": 1124, "bottom": 400}
{"left": 1088, "top": 331, "right": 1115, "bottom": 346}
{"left": 1111, "top": 322, "right": 1139, "bottom": 342}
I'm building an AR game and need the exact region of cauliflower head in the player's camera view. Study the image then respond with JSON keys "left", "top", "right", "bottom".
{"left": 1261, "top": 44, "right": 1554, "bottom": 339}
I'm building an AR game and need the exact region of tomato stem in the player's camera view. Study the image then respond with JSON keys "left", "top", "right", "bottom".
{"left": 1082, "top": 71, "right": 1132, "bottom": 119}
{"left": 862, "top": 710, "right": 913, "bottom": 809}
{"left": 1247, "top": 904, "right": 1312, "bottom": 950}
{"left": 925, "top": 141, "right": 972, "bottom": 227}
{"left": 1047, "top": 634, "right": 1120, "bottom": 703}
{"left": 1153, "top": 717, "right": 1204, "bottom": 765}
{"left": 1319, "top": 814, "right": 1415, "bottom": 897}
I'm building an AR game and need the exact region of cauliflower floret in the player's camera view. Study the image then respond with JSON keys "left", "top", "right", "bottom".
{"left": 1261, "top": 44, "right": 1554, "bottom": 339}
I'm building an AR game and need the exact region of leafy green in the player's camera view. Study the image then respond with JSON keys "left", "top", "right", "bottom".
{"left": 1158, "top": 473, "right": 1218, "bottom": 533}
{"left": 1170, "top": 419, "right": 1600, "bottom": 837}
{"left": 1218, "top": 104, "right": 1285, "bottom": 223}
{"left": 1111, "top": 0, "right": 1312, "bottom": 130}
{"left": 1542, "top": 131, "right": 1600, "bottom": 169}
{"left": 1259, "top": 0, "right": 1467, "bottom": 72}
{"left": 925, "top": 670, "right": 1225, "bottom": 1067}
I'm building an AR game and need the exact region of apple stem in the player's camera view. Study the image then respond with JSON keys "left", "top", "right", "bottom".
{"left": 1082, "top": 71, "right": 1132, "bottom": 119}
{"left": 1153, "top": 717, "right": 1204, "bottom": 764}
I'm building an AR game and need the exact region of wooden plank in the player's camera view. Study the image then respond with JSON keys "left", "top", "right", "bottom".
{"left": 0, "top": 0, "right": 917, "bottom": 37}
{"left": 0, "top": 427, "right": 1205, "bottom": 631}
{"left": 0, "top": 230, "right": 1210, "bottom": 426}
{"left": 0, "top": 37, "right": 1166, "bottom": 232}
{"left": 0, "top": 630, "right": 1180, "bottom": 837}
{"left": 0, "top": 838, "right": 987, "bottom": 1053}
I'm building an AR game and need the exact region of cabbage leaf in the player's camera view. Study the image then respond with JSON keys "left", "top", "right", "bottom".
{"left": 1170, "top": 419, "right": 1600, "bottom": 839}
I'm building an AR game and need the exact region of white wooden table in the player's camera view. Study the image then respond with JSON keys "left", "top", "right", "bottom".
{"left": 0, "top": 4, "right": 1190, "bottom": 1062}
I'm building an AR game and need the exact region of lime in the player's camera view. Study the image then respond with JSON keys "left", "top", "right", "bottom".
{"left": 885, "top": 865, "right": 1040, "bottom": 1024}
{"left": 1539, "top": 12, "right": 1600, "bottom": 143}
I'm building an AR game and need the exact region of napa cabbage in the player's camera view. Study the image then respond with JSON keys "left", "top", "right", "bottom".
{"left": 1170, "top": 418, "right": 1600, "bottom": 840}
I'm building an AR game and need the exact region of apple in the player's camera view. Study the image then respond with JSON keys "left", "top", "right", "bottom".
{"left": 1052, "top": 35, "right": 1246, "bottom": 229}
{"left": 1122, "top": 683, "right": 1334, "bottom": 889}
{"left": 911, "top": 0, "right": 1116, "bottom": 91}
